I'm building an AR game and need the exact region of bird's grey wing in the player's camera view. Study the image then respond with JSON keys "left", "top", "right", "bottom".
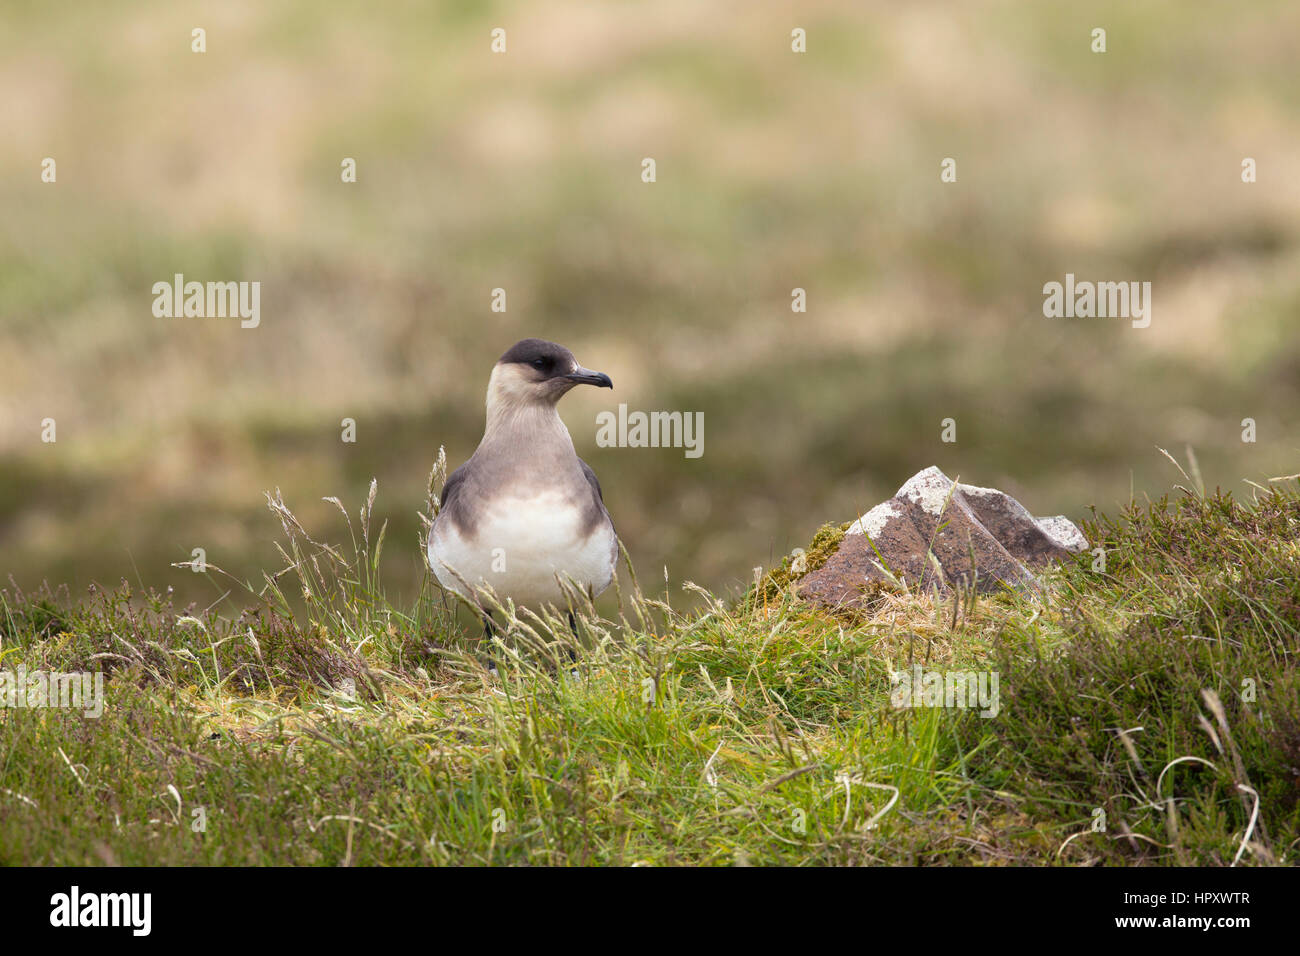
{"left": 578, "top": 458, "right": 617, "bottom": 570}
{"left": 578, "top": 458, "right": 606, "bottom": 506}
{"left": 436, "top": 462, "right": 471, "bottom": 528}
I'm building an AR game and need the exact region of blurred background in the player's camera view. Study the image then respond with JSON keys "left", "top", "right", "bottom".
{"left": 2, "top": 0, "right": 1298, "bottom": 609}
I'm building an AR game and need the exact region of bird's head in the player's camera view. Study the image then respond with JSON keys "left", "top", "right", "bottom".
{"left": 487, "top": 338, "right": 613, "bottom": 411}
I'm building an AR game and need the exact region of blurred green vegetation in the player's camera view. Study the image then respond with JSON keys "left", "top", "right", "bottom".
{"left": 1, "top": 0, "right": 1298, "bottom": 609}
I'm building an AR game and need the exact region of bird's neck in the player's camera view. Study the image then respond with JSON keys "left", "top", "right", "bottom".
{"left": 483, "top": 395, "right": 574, "bottom": 454}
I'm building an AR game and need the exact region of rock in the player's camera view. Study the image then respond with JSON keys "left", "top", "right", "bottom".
{"left": 796, "top": 467, "right": 1088, "bottom": 609}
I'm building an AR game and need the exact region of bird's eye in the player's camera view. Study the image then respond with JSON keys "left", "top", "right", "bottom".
{"left": 532, "top": 358, "right": 548, "bottom": 370}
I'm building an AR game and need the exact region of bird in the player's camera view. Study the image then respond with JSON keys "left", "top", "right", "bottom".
{"left": 428, "top": 338, "right": 618, "bottom": 629}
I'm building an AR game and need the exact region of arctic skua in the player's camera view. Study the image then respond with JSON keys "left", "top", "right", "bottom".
{"left": 428, "top": 339, "right": 618, "bottom": 621}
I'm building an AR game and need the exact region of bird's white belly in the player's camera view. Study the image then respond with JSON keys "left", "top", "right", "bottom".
{"left": 429, "top": 491, "right": 615, "bottom": 607}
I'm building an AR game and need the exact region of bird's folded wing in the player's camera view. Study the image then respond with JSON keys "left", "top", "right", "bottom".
{"left": 578, "top": 458, "right": 605, "bottom": 504}
{"left": 438, "top": 463, "right": 469, "bottom": 517}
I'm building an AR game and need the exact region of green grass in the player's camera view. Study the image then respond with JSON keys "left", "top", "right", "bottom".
{"left": 2, "top": 472, "right": 1296, "bottom": 865}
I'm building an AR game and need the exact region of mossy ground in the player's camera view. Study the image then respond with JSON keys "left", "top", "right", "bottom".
{"left": 1, "top": 479, "right": 1297, "bottom": 865}
{"left": 749, "top": 520, "right": 848, "bottom": 602}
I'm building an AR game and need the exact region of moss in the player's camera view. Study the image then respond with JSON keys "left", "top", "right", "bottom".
{"left": 741, "top": 520, "right": 851, "bottom": 608}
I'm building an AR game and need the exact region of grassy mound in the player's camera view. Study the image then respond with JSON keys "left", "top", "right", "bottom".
{"left": 1, "top": 482, "right": 1297, "bottom": 865}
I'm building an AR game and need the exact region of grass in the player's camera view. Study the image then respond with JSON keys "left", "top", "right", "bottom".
{"left": 1, "top": 465, "right": 1297, "bottom": 866}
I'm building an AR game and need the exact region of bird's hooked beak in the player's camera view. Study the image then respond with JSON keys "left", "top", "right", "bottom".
{"left": 565, "top": 366, "right": 613, "bottom": 389}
